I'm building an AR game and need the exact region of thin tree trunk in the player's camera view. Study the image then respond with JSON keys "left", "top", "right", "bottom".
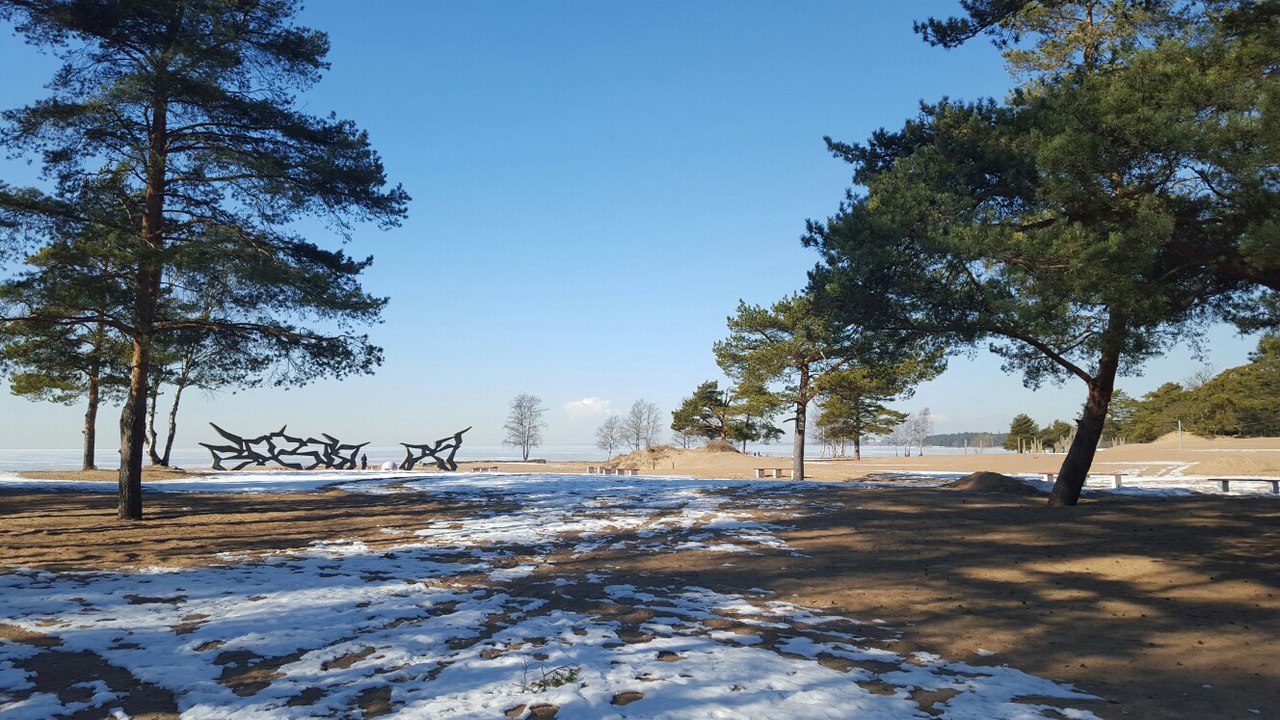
{"left": 146, "top": 374, "right": 163, "bottom": 466}
{"left": 158, "top": 357, "right": 192, "bottom": 466}
{"left": 1049, "top": 348, "right": 1120, "bottom": 507}
{"left": 792, "top": 367, "right": 809, "bottom": 481}
{"left": 853, "top": 433, "right": 861, "bottom": 461}
{"left": 161, "top": 380, "right": 186, "bottom": 466}
{"left": 82, "top": 371, "right": 99, "bottom": 471}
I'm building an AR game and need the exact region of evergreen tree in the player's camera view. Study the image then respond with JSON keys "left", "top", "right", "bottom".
{"left": 1127, "top": 382, "right": 1189, "bottom": 443}
{"left": 1004, "top": 414, "right": 1042, "bottom": 453}
{"left": 0, "top": 182, "right": 132, "bottom": 470}
{"left": 1179, "top": 336, "right": 1280, "bottom": 437}
{"left": 670, "top": 379, "right": 784, "bottom": 451}
{"left": 714, "top": 293, "right": 934, "bottom": 479}
{"left": 1040, "top": 419, "right": 1075, "bottom": 452}
{"left": 670, "top": 381, "right": 733, "bottom": 442}
{"left": 714, "top": 294, "right": 857, "bottom": 481}
{"left": 806, "top": 2, "right": 1273, "bottom": 505}
{"left": 1, "top": 319, "right": 128, "bottom": 469}
{"left": 1102, "top": 389, "right": 1137, "bottom": 444}
{"left": 814, "top": 352, "right": 942, "bottom": 459}
{"left": 0, "top": 0, "right": 409, "bottom": 519}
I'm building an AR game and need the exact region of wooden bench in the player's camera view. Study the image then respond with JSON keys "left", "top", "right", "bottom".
{"left": 1043, "top": 472, "right": 1126, "bottom": 488}
{"left": 587, "top": 467, "right": 638, "bottom": 476}
{"left": 1209, "top": 478, "right": 1280, "bottom": 494}
{"left": 755, "top": 468, "right": 791, "bottom": 479}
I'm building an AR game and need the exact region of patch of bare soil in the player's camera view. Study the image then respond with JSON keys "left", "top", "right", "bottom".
{"left": 18, "top": 466, "right": 204, "bottom": 482}
{"left": 0, "top": 486, "right": 512, "bottom": 570}
{"left": 0, "top": 483, "right": 1277, "bottom": 719}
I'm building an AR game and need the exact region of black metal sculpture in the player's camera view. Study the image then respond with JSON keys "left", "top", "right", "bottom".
{"left": 399, "top": 426, "right": 471, "bottom": 471}
{"left": 200, "top": 424, "right": 369, "bottom": 471}
{"left": 201, "top": 423, "right": 470, "bottom": 472}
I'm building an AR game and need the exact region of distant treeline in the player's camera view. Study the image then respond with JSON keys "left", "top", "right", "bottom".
{"left": 924, "top": 432, "right": 1007, "bottom": 448}
{"left": 1109, "top": 335, "right": 1280, "bottom": 442}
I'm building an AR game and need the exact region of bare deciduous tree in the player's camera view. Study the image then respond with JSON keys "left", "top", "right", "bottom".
{"left": 902, "top": 408, "right": 933, "bottom": 457}
{"left": 503, "top": 393, "right": 546, "bottom": 461}
{"left": 623, "top": 399, "right": 662, "bottom": 451}
{"left": 671, "top": 427, "right": 702, "bottom": 449}
{"left": 1183, "top": 366, "right": 1216, "bottom": 391}
{"left": 596, "top": 415, "right": 624, "bottom": 459}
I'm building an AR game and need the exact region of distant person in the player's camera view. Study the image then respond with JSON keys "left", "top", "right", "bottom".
{"left": 360, "top": 453, "right": 368, "bottom": 470}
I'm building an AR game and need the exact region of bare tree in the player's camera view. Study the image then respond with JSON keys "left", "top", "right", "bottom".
{"left": 596, "top": 415, "right": 624, "bottom": 459}
{"left": 903, "top": 408, "right": 933, "bottom": 457}
{"left": 623, "top": 399, "right": 662, "bottom": 451}
{"left": 503, "top": 393, "right": 546, "bottom": 461}
{"left": 671, "top": 427, "right": 702, "bottom": 449}
{"left": 1183, "top": 366, "right": 1216, "bottom": 391}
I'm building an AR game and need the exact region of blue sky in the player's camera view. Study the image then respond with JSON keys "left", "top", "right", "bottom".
{"left": 0, "top": 1, "right": 1260, "bottom": 450}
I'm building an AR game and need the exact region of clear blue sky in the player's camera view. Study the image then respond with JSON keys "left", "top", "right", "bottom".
{"left": 0, "top": 1, "right": 1260, "bottom": 450}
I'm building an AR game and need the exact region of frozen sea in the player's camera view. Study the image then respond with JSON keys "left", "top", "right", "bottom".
{"left": 0, "top": 443, "right": 999, "bottom": 473}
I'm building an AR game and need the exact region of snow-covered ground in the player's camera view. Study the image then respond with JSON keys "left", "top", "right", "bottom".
{"left": 0, "top": 470, "right": 1153, "bottom": 718}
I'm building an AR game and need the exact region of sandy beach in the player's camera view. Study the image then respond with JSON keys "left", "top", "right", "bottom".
{"left": 1, "top": 437, "right": 1277, "bottom": 719}
{"left": 460, "top": 432, "right": 1280, "bottom": 485}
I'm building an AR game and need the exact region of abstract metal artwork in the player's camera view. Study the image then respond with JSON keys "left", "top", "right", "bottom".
{"left": 200, "top": 424, "right": 369, "bottom": 471}
{"left": 398, "top": 426, "right": 471, "bottom": 471}
{"left": 201, "top": 424, "right": 472, "bottom": 472}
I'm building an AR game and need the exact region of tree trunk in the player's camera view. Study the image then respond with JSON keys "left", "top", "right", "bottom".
{"left": 82, "top": 371, "right": 99, "bottom": 471}
{"left": 118, "top": 335, "right": 149, "bottom": 520}
{"left": 160, "top": 379, "right": 186, "bottom": 466}
{"left": 853, "top": 433, "right": 861, "bottom": 461}
{"left": 119, "top": 86, "right": 168, "bottom": 520}
{"left": 157, "top": 357, "right": 192, "bottom": 466}
{"left": 1049, "top": 348, "right": 1120, "bottom": 507}
{"left": 792, "top": 367, "right": 809, "bottom": 481}
{"left": 146, "top": 375, "right": 163, "bottom": 465}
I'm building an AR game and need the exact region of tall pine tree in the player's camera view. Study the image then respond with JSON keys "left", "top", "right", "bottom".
{"left": 0, "top": 0, "right": 408, "bottom": 519}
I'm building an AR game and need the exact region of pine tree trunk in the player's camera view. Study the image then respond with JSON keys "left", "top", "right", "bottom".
{"left": 792, "top": 367, "right": 809, "bottom": 481}
{"left": 1049, "top": 348, "right": 1120, "bottom": 507}
{"left": 161, "top": 379, "right": 185, "bottom": 466}
{"left": 146, "top": 376, "right": 163, "bottom": 466}
{"left": 82, "top": 372, "right": 99, "bottom": 471}
{"left": 118, "top": 335, "right": 149, "bottom": 520}
{"left": 158, "top": 358, "right": 192, "bottom": 467}
{"left": 853, "top": 434, "right": 861, "bottom": 461}
{"left": 119, "top": 88, "right": 168, "bottom": 521}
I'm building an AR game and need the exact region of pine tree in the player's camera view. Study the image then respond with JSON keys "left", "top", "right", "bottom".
{"left": 1004, "top": 414, "right": 1042, "bottom": 453}
{"left": 807, "top": 2, "right": 1275, "bottom": 505}
{"left": 0, "top": 1, "right": 408, "bottom": 518}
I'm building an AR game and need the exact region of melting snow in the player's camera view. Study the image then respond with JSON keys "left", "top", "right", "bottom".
{"left": 0, "top": 471, "right": 1109, "bottom": 718}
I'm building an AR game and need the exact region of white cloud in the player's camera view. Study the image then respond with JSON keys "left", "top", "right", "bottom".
{"left": 564, "top": 397, "right": 613, "bottom": 421}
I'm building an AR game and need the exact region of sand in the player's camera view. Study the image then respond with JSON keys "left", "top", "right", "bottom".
{"left": 3, "top": 436, "right": 1279, "bottom": 718}
{"left": 461, "top": 432, "right": 1280, "bottom": 482}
